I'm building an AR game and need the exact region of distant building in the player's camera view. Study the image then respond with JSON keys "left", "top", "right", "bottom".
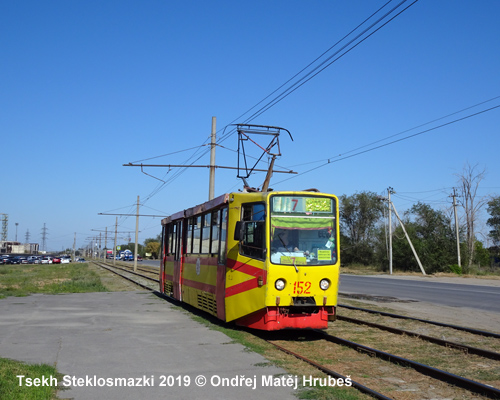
{"left": 0, "top": 241, "right": 39, "bottom": 254}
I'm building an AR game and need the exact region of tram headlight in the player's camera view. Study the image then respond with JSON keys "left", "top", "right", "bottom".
{"left": 275, "top": 279, "right": 286, "bottom": 291}
{"left": 320, "top": 279, "right": 330, "bottom": 291}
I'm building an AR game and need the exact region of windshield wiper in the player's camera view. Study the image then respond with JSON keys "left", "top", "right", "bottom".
{"left": 277, "top": 234, "right": 299, "bottom": 273}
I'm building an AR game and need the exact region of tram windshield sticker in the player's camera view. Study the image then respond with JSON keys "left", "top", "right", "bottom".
{"left": 317, "top": 250, "right": 332, "bottom": 261}
{"left": 280, "top": 256, "right": 307, "bottom": 265}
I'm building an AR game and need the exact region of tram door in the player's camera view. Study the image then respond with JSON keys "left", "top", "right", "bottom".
{"left": 173, "top": 221, "right": 183, "bottom": 301}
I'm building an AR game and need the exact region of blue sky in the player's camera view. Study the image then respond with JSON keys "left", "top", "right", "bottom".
{"left": 1, "top": 0, "right": 499, "bottom": 252}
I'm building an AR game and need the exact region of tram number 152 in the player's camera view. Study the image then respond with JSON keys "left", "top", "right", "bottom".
{"left": 293, "top": 281, "right": 311, "bottom": 295}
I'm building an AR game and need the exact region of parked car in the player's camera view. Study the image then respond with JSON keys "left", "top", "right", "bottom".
{"left": 0, "top": 255, "right": 11, "bottom": 264}
{"left": 41, "top": 256, "right": 53, "bottom": 264}
{"left": 52, "top": 257, "right": 61, "bottom": 264}
{"left": 60, "top": 257, "right": 70, "bottom": 264}
{"left": 76, "top": 258, "right": 86, "bottom": 262}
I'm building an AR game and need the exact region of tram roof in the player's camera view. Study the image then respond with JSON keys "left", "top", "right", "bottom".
{"left": 161, "top": 193, "right": 230, "bottom": 225}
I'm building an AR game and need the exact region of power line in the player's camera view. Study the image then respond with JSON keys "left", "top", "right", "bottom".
{"left": 239, "top": 0, "right": 420, "bottom": 124}
{"left": 126, "top": 1, "right": 420, "bottom": 202}
{"left": 272, "top": 102, "right": 500, "bottom": 186}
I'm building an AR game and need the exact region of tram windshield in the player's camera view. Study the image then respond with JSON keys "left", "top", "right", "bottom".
{"left": 270, "top": 195, "right": 337, "bottom": 266}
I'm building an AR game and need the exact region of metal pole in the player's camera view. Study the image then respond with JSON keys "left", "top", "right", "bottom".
{"left": 209, "top": 116, "right": 216, "bottom": 200}
{"left": 134, "top": 195, "right": 139, "bottom": 272}
{"left": 452, "top": 188, "right": 461, "bottom": 267}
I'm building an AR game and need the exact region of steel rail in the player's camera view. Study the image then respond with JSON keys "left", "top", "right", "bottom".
{"left": 106, "top": 263, "right": 159, "bottom": 280}
{"left": 337, "top": 315, "right": 500, "bottom": 361}
{"left": 268, "top": 341, "right": 393, "bottom": 400}
{"left": 92, "top": 262, "right": 158, "bottom": 291}
{"left": 339, "top": 304, "right": 500, "bottom": 339}
{"left": 316, "top": 330, "right": 500, "bottom": 399}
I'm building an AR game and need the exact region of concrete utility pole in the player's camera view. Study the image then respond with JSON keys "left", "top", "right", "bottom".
{"left": 104, "top": 227, "right": 108, "bottom": 255}
{"left": 113, "top": 217, "right": 118, "bottom": 267}
{"left": 209, "top": 116, "right": 216, "bottom": 200}
{"left": 387, "top": 187, "right": 394, "bottom": 275}
{"left": 451, "top": 188, "right": 461, "bottom": 268}
{"left": 134, "top": 195, "right": 140, "bottom": 272}
{"left": 73, "top": 232, "right": 76, "bottom": 262}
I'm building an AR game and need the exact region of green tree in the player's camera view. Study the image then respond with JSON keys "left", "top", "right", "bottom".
{"left": 487, "top": 196, "right": 500, "bottom": 247}
{"left": 144, "top": 236, "right": 161, "bottom": 259}
{"left": 145, "top": 241, "right": 161, "bottom": 259}
{"left": 339, "top": 191, "right": 385, "bottom": 265}
{"left": 389, "top": 203, "right": 457, "bottom": 274}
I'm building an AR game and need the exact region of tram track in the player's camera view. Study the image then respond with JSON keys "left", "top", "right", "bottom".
{"left": 92, "top": 261, "right": 500, "bottom": 399}
{"left": 336, "top": 314, "right": 500, "bottom": 361}
{"left": 339, "top": 304, "right": 500, "bottom": 339}
{"left": 92, "top": 261, "right": 158, "bottom": 291}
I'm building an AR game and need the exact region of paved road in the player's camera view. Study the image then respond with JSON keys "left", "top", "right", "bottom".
{"left": 339, "top": 275, "right": 500, "bottom": 313}
{"left": 141, "top": 259, "right": 160, "bottom": 268}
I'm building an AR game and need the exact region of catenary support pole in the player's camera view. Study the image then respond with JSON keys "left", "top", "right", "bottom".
{"left": 134, "top": 195, "right": 139, "bottom": 272}
{"left": 209, "top": 116, "right": 216, "bottom": 200}
{"left": 113, "top": 217, "right": 117, "bottom": 267}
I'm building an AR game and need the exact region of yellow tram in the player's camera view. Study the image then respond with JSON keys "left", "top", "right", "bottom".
{"left": 160, "top": 190, "right": 340, "bottom": 330}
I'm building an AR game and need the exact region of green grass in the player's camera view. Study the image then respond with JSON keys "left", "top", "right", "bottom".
{"left": 0, "top": 358, "right": 62, "bottom": 400}
{"left": 0, "top": 263, "right": 108, "bottom": 299}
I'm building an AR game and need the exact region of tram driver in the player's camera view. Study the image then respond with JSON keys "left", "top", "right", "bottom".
{"left": 271, "top": 229, "right": 300, "bottom": 252}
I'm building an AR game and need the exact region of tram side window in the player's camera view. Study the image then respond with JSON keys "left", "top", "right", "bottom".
{"left": 219, "top": 208, "right": 228, "bottom": 264}
{"left": 191, "top": 216, "right": 201, "bottom": 253}
{"left": 165, "top": 225, "right": 170, "bottom": 256}
{"left": 164, "top": 224, "right": 170, "bottom": 255}
{"left": 240, "top": 203, "right": 266, "bottom": 260}
{"left": 201, "top": 213, "right": 211, "bottom": 253}
{"left": 171, "top": 223, "right": 177, "bottom": 257}
{"left": 211, "top": 210, "right": 220, "bottom": 254}
{"left": 186, "top": 218, "right": 194, "bottom": 254}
